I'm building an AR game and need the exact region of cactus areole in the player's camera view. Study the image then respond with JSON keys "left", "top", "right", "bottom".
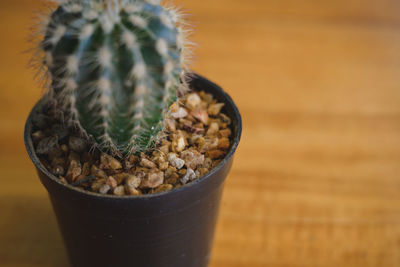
{"left": 39, "top": 0, "right": 190, "bottom": 156}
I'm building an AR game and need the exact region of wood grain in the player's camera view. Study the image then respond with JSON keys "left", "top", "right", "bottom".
{"left": 1, "top": 0, "right": 400, "bottom": 266}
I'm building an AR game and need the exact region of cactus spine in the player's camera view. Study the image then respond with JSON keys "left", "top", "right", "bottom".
{"left": 38, "top": 0, "right": 190, "bottom": 155}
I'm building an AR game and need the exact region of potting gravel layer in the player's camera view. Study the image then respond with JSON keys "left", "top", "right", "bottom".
{"left": 31, "top": 90, "right": 232, "bottom": 195}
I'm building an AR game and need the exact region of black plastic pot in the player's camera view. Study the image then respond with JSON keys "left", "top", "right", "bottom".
{"left": 24, "top": 74, "right": 242, "bottom": 267}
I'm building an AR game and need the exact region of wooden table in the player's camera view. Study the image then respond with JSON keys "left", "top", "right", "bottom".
{"left": 1, "top": 0, "right": 400, "bottom": 266}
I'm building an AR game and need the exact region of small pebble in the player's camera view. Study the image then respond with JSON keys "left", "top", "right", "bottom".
{"left": 208, "top": 103, "right": 225, "bottom": 116}
{"left": 91, "top": 165, "right": 108, "bottom": 179}
{"left": 181, "top": 150, "right": 204, "bottom": 170}
{"left": 218, "top": 137, "right": 230, "bottom": 150}
{"left": 91, "top": 179, "right": 106, "bottom": 191}
{"left": 140, "top": 157, "right": 156, "bottom": 169}
{"left": 172, "top": 135, "right": 186, "bottom": 152}
{"left": 113, "top": 185, "right": 125, "bottom": 196}
{"left": 125, "top": 174, "right": 141, "bottom": 188}
{"left": 191, "top": 109, "right": 209, "bottom": 125}
{"left": 125, "top": 185, "right": 141, "bottom": 196}
{"left": 219, "top": 128, "right": 232, "bottom": 138}
{"left": 99, "top": 184, "right": 111, "bottom": 194}
{"left": 166, "top": 118, "right": 176, "bottom": 132}
{"left": 168, "top": 153, "right": 185, "bottom": 169}
{"left": 113, "top": 173, "right": 129, "bottom": 185}
{"left": 153, "top": 184, "right": 173, "bottom": 193}
{"left": 207, "top": 150, "right": 225, "bottom": 159}
{"left": 181, "top": 168, "right": 197, "bottom": 184}
{"left": 66, "top": 160, "right": 82, "bottom": 182}
{"left": 159, "top": 144, "right": 170, "bottom": 155}
{"left": 141, "top": 170, "right": 164, "bottom": 189}
{"left": 186, "top": 93, "right": 201, "bottom": 110}
{"left": 171, "top": 107, "right": 188, "bottom": 119}
{"left": 106, "top": 176, "right": 118, "bottom": 189}
{"left": 206, "top": 122, "right": 219, "bottom": 136}
{"left": 100, "top": 154, "right": 122, "bottom": 170}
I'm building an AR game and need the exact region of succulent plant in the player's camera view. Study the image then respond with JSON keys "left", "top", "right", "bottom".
{"left": 34, "top": 0, "right": 191, "bottom": 156}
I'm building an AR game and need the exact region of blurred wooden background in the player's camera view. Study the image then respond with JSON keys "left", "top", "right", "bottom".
{"left": 1, "top": 0, "right": 400, "bottom": 266}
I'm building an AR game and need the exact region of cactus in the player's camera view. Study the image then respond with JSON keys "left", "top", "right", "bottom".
{"left": 35, "top": 0, "right": 191, "bottom": 156}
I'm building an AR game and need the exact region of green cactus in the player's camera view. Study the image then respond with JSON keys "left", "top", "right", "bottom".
{"left": 37, "top": 0, "right": 191, "bottom": 156}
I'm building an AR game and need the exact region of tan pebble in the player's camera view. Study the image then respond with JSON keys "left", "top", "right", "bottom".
{"left": 218, "top": 137, "right": 231, "bottom": 150}
{"left": 99, "top": 184, "right": 111, "bottom": 194}
{"left": 181, "top": 150, "right": 205, "bottom": 170}
{"left": 140, "top": 170, "right": 164, "bottom": 189}
{"left": 166, "top": 118, "right": 176, "bottom": 132}
{"left": 171, "top": 107, "right": 188, "bottom": 119}
{"left": 206, "top": 122, "right": 219, "bottom": 136}
{"left": 181, "top": 168, "right": 197, "bottom": 184}
{"left": 219, "top": 128, "right": 232, "bottom": 138}
{"left": 66, "top": 160, "right": 82, "bottom": 182}
{"left": 109, "top": 157, "right": 122, "bottom": 170}
{"left": 172, "top": 136, "right": 186, "bottom": 152}
{"left": 125, "top": 175, "right": 141, "bottom": 188}
{"left": 91, "top": 165, "right": 108, "bottom": 179}
{"left": 189, "top": 134, "right": 203, "bottom": 145}
{"left": 208, "top": 103, "right": 225, "bottom": 116}
{"left": 202, "top": 157, "right": 213, "bottom": 169}
{"left": 106, "top": 176, "right": 118, "bottom": 188}
{"left": 100, "top": 154, "right": 122, "bottom": 170}
{"left": 199, "top": 91, "right": 213, "bottom": 103}
{"left": 207, "top": 150, "right": 225, "bottom": 159}
{"left": 169, "top": 102, "right": 179, "bottom": 112}
{"left": 208, "top": 137, "right": 219, "bottom": 149}
{"left": 124, "top": 155, "right": 137, "bottom": 169}
{"left": 159, "top": 144, "right": 170, "bottom": 155}
{"left": 186, "top": 93, "right": 201, "bottom": 110}
{"left": 165, "top": 166, "right": 177, "bottom": 178}
{"left": 198, "top": 137, "right": 218, "bottom": 153}
{"left": 153, "top": 184, "right": 173, "bottom": 193}
{"left": 220, "top": 122, "right": 228, "bottom": 129}
{"left": 113, "top": 173, "right": 129, "bottom": 185}
{"left": 113, "top": 185, "right": 125, "bottom": 196}
{"left": 183, "top": 122, "right": 204, "bottom": 134}
{"left": 159, "top": 161, "right": 169, "bottom": 170}
{"left": 91, "top": 179, "right": 106, "bottom": 192}
{"left": 168, "top": 153, "right": 185, "bottom": 169}
{"left": 191, "top": 109, "right": 209, "bottom": 125}
{"left": 125, "top": 185, "right": 141, "bottom": 196}
{"left": 165, "top": 172, "right": 179, "bottom": 184}
{"left": 82, "top": 162, "right": 91, "bottom": 176}
{"left": 140, "top": 157, "right": 156, "bottom": 168}
{"left": 198, "top": 167, "right": 209, "bottom": 177}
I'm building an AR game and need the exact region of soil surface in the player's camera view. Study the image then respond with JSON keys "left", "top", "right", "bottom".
{"left": 31, "top": 90, "right": 232, "bottom": 195}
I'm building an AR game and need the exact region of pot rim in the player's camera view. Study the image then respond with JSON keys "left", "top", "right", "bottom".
{"left": 24, "top": 74, "right": 242, "bottom": 199}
